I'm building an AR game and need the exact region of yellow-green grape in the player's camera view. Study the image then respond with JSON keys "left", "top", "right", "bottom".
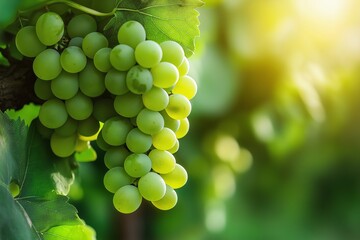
{"left": 138, "top": 172, "right": 166, "bottom": 201}
{"left": 50, "top": 132, "right": 77, "bottom": 157}
{"left": 82, "top": 32, "right": 108, "bottom": 58}
{"left": 51, "top": 71, "right": 79, "bottom": 100}
{"left": 68, "top": 37, "right": 83, "bottom": 47}
{"left": 165, "top": 94, "right": 192, "bottom": 120}
{"left": 152, "top": 185, "right": 178, "bottom": 210}
{"left": 78, "top": 116, "right": 100, "bottom": 137}
{"left": 161, "top": 111, "right": 180, "bottom": 132}
{"left": 124, "top": 153, "right": 152, "bottom": 178}
{"left": 78, "top": 61, "right": 106, "bottom": 97}
{"left": 151, "top": 62, "right": 179, "bottom": 89}
{"left": 101, "top": 116, "right": 132, "bottom": 146}
{"left": 117, "top": 20, "right": 146, "bottom": 49}
{"left": 152, "top": 127, "right": 177, "bottom": 151}
{"left": 126, "top": 65, "right": 153, "bottom": 94}
{"left": 103, "top": 167, "right": 134, "bottom": 193}
{"left": 35, "top": 12, "right": 64, "bottom": 46}
{"left": 125, "top": 128, "right": 152, "bottom": 154}
{"left": 34, "top": 78, "right": 54, "bottom": 100}
{"left": 113, "top": 185, "right": 142, "bottom": 214}
{"left": 94, "top": 47, "right": 112, "bottom": 72}
{"left": 135, "top": 40, "right": 162, "bottom": 68}
{"left": 172, "top": 75, "right": 197, "bottom": 100}
{"left": 175, "top": 118, "right": 189, "bottom": 139}
{"left": 104, "top": 146, "right": 130, "bottom": 169}
{"left": 177, "top": 57, "right": 190, "bottom": 76}
{"left": 39, "top": 99, "right": 68, "bottom": 129}
{"left": 33, "top": 49, "right": 62, "bottom": 80}
{"left": 148, "top": 149, "right": 176, "bottom": 174}
{"left": 114, "top": 92, "right": 144, "bottom": 118}
{"left": 60, "top": 46, "right": 87, "bottom": 73}
{"left": 15, "top": 26, "right": 46, "bottom": 57}
{"left": 136, "top": 108, "right": 164, "bottom": 135}
{"left": 168, "top": 139, "right": 179, "bottom": 154}
{"left": 110, "top": 44, "right": 136, "bottom": 71}
{"left": 142, "top": 86, "right": 169, "bottom": 112}
{"left": 54, "top": 117, "right": 78, "bottom": 137}
{"left": 160, "top": 40, "right": 185, "bottom": 67}
{"left": 67, "top": 14, "right": 97, "bottom": 38}
{"left": 160, "top": 163, "right": 188, "bottom": 189}
{"left": 65, "top": 92, "right": 93, "bottom": 120}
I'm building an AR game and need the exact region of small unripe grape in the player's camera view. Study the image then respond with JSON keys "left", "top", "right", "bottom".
{"left": 15, "top": 26, "right": 46, "bottom": 57}
{"left": 110, "top": 44, "right": 136, "bottom": 71}
{"left": 94, "top": 47, "right": 112, "bottom": 72}
{"left": 65, "top": 92, "right": 93, "bottom": 120}
{"left": 152, "top": 127, "right": 177, "bottom": 151}
{"left": 113, "top": 185, "right": 142, "bottom": 214}
{"left": 51, "top": 71, "right": 79, "bottom": 100}
{"left": 148, "top": 149, "right": 176, "bottom": 174}
{"left": 101, "top": 117, "right": 132, "bottom": 146}
{"left": 160, "top": 164, "right": 188, "bottom": 189}
{"left": 39, "top": 99, "right": 68, "bottom": 129}
{"left": 160, "top": 40, "right": 185, "bottom": 67}
{"left": 152, "top": 185, "right": 178, "bottom": 210}
{"left": 142, "top": 87, "right": 169, "bottom": 111}
{"left": 165, "top": 94, "right": 192, "bottom": 120}
{"left": 54, "top": 117, "right": 78, "bottom": 137}
{"left": 78, "top": 116, "right": 100, "bottom": 137}
{"left": 126, "top": 65, "right": 153, "bottom": 94}
{"left": 67, "top": 14, "right": 97, "bottom": 38}
{"left": 151, "top": 62, "right": 179, "bottom": 89}
{"left": 105, "top": 69, "right": 129, "bottom": 95}
{"left": 36, "top": 12, "right": 64, "bottom": 46}
{"left": 125, "top": 128, "right": 152, "bottom": 154}
{"left": 135, "top": 40, "right": 162, "bottom": 68}
{"left": 50, "top": 132, "right": 77, "bottom": 157}
{"left": 82, "top": 32, "right": 108, "bottom": 59}
{"left": 136, "top": 108, "right": 164, "bottom": 135}
{"left": 172, "top": 75, "right": 197, "bottom": 100}
{"left": 138, "top": 172, "right": 166, "bottom": 201}
{"left": 175, "top": 118, "right": 189, "bottom": 139}
{"left": 34, "top": 78, "right": 53, "bottom": 100}
{"left": 114, "top": 92, "right": 144, "bottom": 118}
{"left": 60, "top": 46, "right": 87, "bottom": 73}
{"left": 33, "top": 49, "right": 62, "bottom": 80}
{"left": 104, "top": 167, "right": 134, "bottom": 193}
{"left": 124, "top": 153, "right": 152, "bottom": 178}
{"left": 78, "top": 62, "right": 106, "bottom": 97}
{"left": 118, "top": 20, "right": 146, "bottom": 48}
{"left": 104, "top": 146, "right": 130, "bottom": 169}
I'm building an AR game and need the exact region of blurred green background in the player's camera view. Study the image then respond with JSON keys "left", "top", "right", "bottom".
{"left": 6, "top": 0, "right": 360, "bottom": 239}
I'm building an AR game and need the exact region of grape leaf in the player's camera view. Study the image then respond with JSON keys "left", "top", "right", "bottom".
{"left": 104, "top": 0, "right": 204, "bottom": 57}
{"left": 0, "top": 112, "right": 95, "bottom": 240}
{"left": 0, "top": 0, "right": 21, "bottom": 27}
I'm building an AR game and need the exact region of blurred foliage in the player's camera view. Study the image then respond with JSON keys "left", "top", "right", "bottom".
{"left": 5, "top": 0, "right": 360, "bottom": 239}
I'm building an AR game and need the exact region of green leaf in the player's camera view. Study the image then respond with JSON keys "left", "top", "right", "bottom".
{"left": 43, "top": 224, "right": 96, "bottom": 240}
{"left": 75, "top": 147, "right": 97, "bottom": 162}
{"left": 0, "top": 0, "right": 21, "bottom": 28}
{"left": 105, "top": 0, "right": 204, "bottom": 57}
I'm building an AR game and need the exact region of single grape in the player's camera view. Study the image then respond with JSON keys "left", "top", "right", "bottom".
{"left": 148, "top": 149, "right": 176, "bottom": 174}
{"left": 51, "top": 71, "right": 79, "bottom": 100}
{"left": 94, "top": 47, "right": 112, "bottom": 72}
{"left": 105, "top": 68, "right": 129, "bottom": 95}
{"left": 39, "top": 99, "right": 68, "bottom": 129}
{"left": 124, "top": 153, "right": 152, "bottom": 178}
{"left": 92, "top": 98, "right": 117, "bottom": 122}
{"left": 138, "top": 172, "right": 166, "bottom": 201}
{"left": 54, "top": 117, "right": 78, "bottom": 137}
{"left": 65, "top": 92, "right": 93, "bottom": 120}
{"left": 33, "top": 49, "right": 62, "bottom": 80}
{"left": 50, "top": 132, "right": 77, "bottom": 157}
{"left": 126, "top": 65, "right": 153, "bottom": 94}
{"left": 114, "top": 92, "right": 144, "bottom": 118}
{"left": 78, "top": 62, "right": 106, "bottom": 97}
{"left": 82, "top": 32, "right": 108, "bottom": 58}
{"left": 136, "top": 108, "right": 164, "bottom": 135}
{"left": 125, "top": 128, "right": 152, "bottom": 154}
{"left": 78, "top": 116, "right": 100, "bottom": 137}
{"left": 104, "top": 167, "right": 134, "bottom": 193}
{"left": 113, "top": 185, "right": 142, "bottom": 214}
{"left": 96, "top": 131, "right": 112, "bottom": 151}
{"left": 142, "top": 86, "right": 169, "bottom": 111}
{"left": 175, "top": 118, "right": 189, "bottom": 139}
{"left": 152, "top": 185, "right": 178, "bottom": 210}
{"left": 172, "top": 75, "right": 197, "bottom": 100}
{"left": 60, "top": 46, "right": 87, "bottom": 73}
{"left": 161, "top": 111, "right": 180, "bottom": 132}
{"left": 68, "top": 37, "right": 83, "bottom": 47}
{"left": 34, "top": 78, "right": 53, "bottom": 100}
{"left": 177, "top": 57, "right": 190, "bottom": 76}
{"left": 67, "top": 14, "right": 97, "bottom": 38}
{"left": 36, "top": 12, "right": 64, "bottom": 46}
{"left": 152, "top": 127, "right": 177, "bottom": 151}
{"left": 110, "top": 44, "right": 136, "bottom": 71}
{"left": 101, "top": 116, "right": 132, "bottom": 146}
{"left": 160, "top": 40, "right": 185, "bottom": 67}
{"left": 165, "top": 94, "right": 192, "bottom": 120}
{"left": 117, "top": 20, "right": 146, "bottom": 48}
{"left": 168, "top": 139, "right": 179, "bottom": 154}
{"left": 15, "top": 26, "right": 46, "bottom": 57}
{"left": 135, "top": 40, "right": 162, "bottom": 68}
{"left": 160, "top": 163, "right": 188, "bottom": 189}
{"left": 151, "top": 62, "right": 179, "bottom": 88}
{"left": 104, "top": 146, "right": 130, "bottom": 169}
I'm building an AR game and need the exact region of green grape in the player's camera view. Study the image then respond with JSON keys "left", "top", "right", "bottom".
{"left": 60, "top": 46, "right": 87, "bottom": 73}
{"left": 50, "top": 132, "right": 77, "bottom": 157}
{"left": 125, "top": 128, "right": 152, "bottom": 154}
{"left": 104, "top": 146, "right": 130, "bottom": 169}
{"left": 117, "top": 20, "right": 146, "bottom": 48}
{"left": 82, "top": 32, "right": 108, "bottom": 58}
{"left": 68, "top": 37, "right": 83, "bottom": 47}
{"left": 94, "top": 47, "right": 112, "bottom": 72}
{"left": 136, "top": 108, "right": 164, "bottom": 135}
{"left": 15, "top": 26, "right": 46, "bottom": 57}
{"left": 161, "top": 111, "right": 180, "bottom": 132}
{"left": 124, "top": 153, "right": 152, "bottom": 178}
{"left": 79, "top": 62, "right": 106, "bottom": 97}
{"left": 175, "top": 118, "right": 189, "bottom": 139}
{"left": 152, "top": 127, "right": 177, "bottom": 151}
{"left": 36, "top": 12, "right": 64, "bottom": 46}
{"left": 110, "top": 44, "right": 136, "bottom": 71}
{"left": 135, "top": 40, "right": 162, "bottom": 68}
{"left": 178, "top": 57, "right": 190, "bottom": 76}
{"left": 172, "top": 75, "right": 197, "bottom": 100}
{"left": 34, "top": 78, "right": 53, "bottom": 100}
{"left": 160, "top": 163, "right": 188, "bottom": 189}
{"left": 160, "top": 40, "right": 185, "bottom": 67}
{"left": 113, "top": 92, "right": 143, "bottom": 118}
{"left": 96, "top": 131, "right": 112, "bottom": 151}
{"left": 148, "top": 149, "right": 176, "bottom": 174}
{"left": 67, "top": 14, "right": 97, "bottom": 38}
{"left": 92, "top": 98, "right": 117, "bottom": 122}
{"left": 152, "top": 185, "right": 178, "bottom": 210}
{"left": 101, "top": 116, "right": 132, "bottom": 146}
{"left": 138, "top": 172, "right": 166, "bottom": 201}
{"left": 51, "top": 71, "right": 79, "bottom": 100}
{"left": 39, "top": 99, "right": 68, "bottom": 129}
{"left": 113, "top": 185, "right": 142, "bottom": 214}
{"left": 65, "top": 92, "right": 93, "bottom": 120}
{"left": 36, "top": 118, "right": 54, "bottom": 139}
{"left": 142, "top": 86, "right": 169, "bottom": 111}
{"left": 151, "top": 62, "right": 179, "bottom": 88}
{"left": 54, "top": 117, "right": 78, "bottom": 137}
{"left": 168, "top": 139, "right": 179, "bottom": 154}
{"left": 165, "top": 94, "right": 192, "bottom": 120}
{"left": 126, "top": 65, "right": 153, "bottom": 94}
{"left": 103, "top": 167, "right": 134, "bottom": 193}
{"left": 105, "top": 68, "right": 129, "bottom": 95}
{"left": 33, "top": 49, "right": 62, "bottom": 80}
{"left": 78, "top": 116, "right": 100, "bottom": 137}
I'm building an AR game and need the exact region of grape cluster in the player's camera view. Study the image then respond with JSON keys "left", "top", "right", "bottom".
{"left": 15, "top": 11, "right": 197, "bottom": 213}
